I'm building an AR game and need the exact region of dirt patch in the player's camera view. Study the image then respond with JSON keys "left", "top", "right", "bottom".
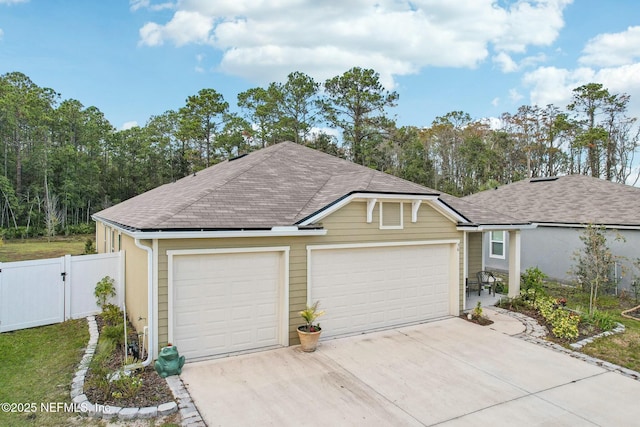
{"left": 84, "top": 316, "right": 175, "bottom": 409}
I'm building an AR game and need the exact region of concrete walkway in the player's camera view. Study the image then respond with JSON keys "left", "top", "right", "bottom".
{"left": 180, "top": 312, "right": 640, "bottom": 426}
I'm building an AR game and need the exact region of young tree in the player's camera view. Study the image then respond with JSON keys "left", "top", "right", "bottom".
{"left": 571, "top": 224, "right": 621, "bottom": 314}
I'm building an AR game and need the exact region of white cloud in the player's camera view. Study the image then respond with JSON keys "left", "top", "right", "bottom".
{"left": 580, "top": 26, "right": 640, "bottom": 67}
{"left": 509, "top": 88, "right": 523, "bottom": 102}
{"left": 493, "top": 52, "right": 518, "bottom": 73}
{"left": 121, "top": 121, "right": 139, "bottom": 130}
{"left": 0, "top": 28, "right": 3, "bottom": 40}
{"left": 491, "top": 97, "right": 500, "bottom": 107}
{"left": 0, "top": 0, "right": 28, "bottom": 4}
{"left": 194, "top": 53, "right": 205, "bottom": 73}
{"left": 523, "top": 64, "right": 640, "bottom": 118}
{"left": 130, "top": 0, "right": 174, "bottom": 12}
{"left": 492, "top": 0, "right": 573, "bottom": 53}
{"left": 139, "top": 10, "right": 213, "bottom": 47}
{"left": 136, "top": 0, "right": 571, "bottom": 86}
{"left": 480, "top": 116, "right": 503, "bottom": 130}
{"left": 523, "top": 66, "right": 590, "bottom": 107}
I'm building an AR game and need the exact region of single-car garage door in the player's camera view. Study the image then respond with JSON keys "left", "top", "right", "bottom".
{"left": 309, "top": 243, "right": 455, "bottom": 338}
{"left": 169, "top": 248, "right": 287, "bottom": 360}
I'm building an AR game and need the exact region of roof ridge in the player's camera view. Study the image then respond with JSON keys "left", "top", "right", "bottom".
{"left": 363, "top": 167, "right": 376, "bottom": 190}
{"left": 292, "top": 173, "right": 336, "bottom": 222}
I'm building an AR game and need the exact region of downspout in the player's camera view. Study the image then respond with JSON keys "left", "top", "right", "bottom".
{"left": 134, "top": 238, "right": 154, "bottom": 367}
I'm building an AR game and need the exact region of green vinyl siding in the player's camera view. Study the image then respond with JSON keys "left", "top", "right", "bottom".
{"left": 154, "top": 200, "right": 464, "bottom": 350}
{"left": 467, "top": 232, "right": 483, "bottom": 279}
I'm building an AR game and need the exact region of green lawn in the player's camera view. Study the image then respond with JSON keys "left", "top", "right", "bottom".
{"left": 582, "top": 315, "right": 640, "bottom": 372}
{"left": 0, "top": 320, "right": 89, "bottom": 426}
{"left": 543, "top": 282, "right": 640, "bottom": 372}
{"left": 0, "top": 235, "right": 92, "bottom": 262}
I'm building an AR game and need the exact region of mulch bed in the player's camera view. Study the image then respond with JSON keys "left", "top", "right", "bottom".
{"left": 459, "top": 314, "right": 494, "bottom": 326}
{"left": 501, "top": 305, "right": 604, "bottom": 345}
{"left": 84, "top": 316, "right": 175, "bottom": 409}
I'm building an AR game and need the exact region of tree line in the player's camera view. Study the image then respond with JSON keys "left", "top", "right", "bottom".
{"left": 0, "top": 69, "right": 638, "bottom": 237}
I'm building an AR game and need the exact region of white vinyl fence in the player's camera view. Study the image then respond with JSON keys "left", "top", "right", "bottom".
{"left": 0, "top": 251, "right": 123, "bottom": 333}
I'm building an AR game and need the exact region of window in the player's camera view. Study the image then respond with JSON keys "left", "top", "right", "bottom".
{"left": 489, "top": 231, "right": 505, "bottom": 258}
{"left": 379, "top": 202, "right": 403, "bottom": 229}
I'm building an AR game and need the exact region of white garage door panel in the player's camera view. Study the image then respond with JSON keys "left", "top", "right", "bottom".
{"left": 172, "top": 251, "right": 281, "bottom": 360}
{"left": 310, "top": 244, "right": 451, "bottom": 338}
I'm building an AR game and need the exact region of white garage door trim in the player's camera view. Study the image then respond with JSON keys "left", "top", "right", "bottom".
{"left": 307, "top": 240, "right": 459, "bottom": 338}
{"left": 167, "top": 246, "right": 289, "bottom": 359}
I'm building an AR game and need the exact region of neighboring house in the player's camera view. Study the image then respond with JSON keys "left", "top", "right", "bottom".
{"left": 93, "top": 142, "right": 528, "bottom": 362}
{"left": 463, "top": 175, "right": 640, "bottom": 291}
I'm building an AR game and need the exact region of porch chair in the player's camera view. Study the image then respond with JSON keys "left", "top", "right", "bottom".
{"left": 466, "top": 277, "right": 481, "bottom": 297}
{"left": 476, "top": 271, "right": 497, "bottom": 296}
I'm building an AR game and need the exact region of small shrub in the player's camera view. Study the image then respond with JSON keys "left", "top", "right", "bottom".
{"left": 86, "top": 339, "right": 117, "bottom": 396}
{"left": 95, "top": 276, "right": 116, "bottom": 310}
{"left": 102, "top": 323, "right": 125, "bottom": 347}
{"left": 111, "top": 374, "right": 143, "bottom": 399}
{"left": 581, "top": 309, "right": 616, "bottom": 332}
{"left": 472, "top": 301, "right": 483, "bottom": 319}
{"left": 550, "top": 311, "right": 580, "bottom": 340}
{"left": 521, "top": 267, "right": 547, "bottom": 303}
{"left": 497, "top": 295, "right": 528, "bottom": 311}
{"left": 84, "top": 238, "right": 96, "bottom": 254}
{"left": 532, "top": 295, "right": 580, "bottom": 340}
{"left": 102, "top": 303, "right": 123, "bottom": 326}
{"left": 495, "top": 282, "right": 508, "bottom": 294}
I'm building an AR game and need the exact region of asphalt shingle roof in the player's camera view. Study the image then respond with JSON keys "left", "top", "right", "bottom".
{"left": 94, "top": 142, "right": 525, "bottom": 231}
{"left": 462, "top": 174, "right": 640, "bottom": 226}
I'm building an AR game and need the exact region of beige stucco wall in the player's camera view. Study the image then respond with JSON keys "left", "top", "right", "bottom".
{"left": 120, "top": 234, "right": 149, "bottom": 335}
{"left": 154, "top": 200, "right": 464, "bottom": 349}
{"left": 96, "top": 221, "right": 149, "bottom": 339}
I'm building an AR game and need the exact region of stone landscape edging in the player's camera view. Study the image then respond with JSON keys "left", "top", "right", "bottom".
{"left": 70, "top": 316, "right": 205, "bottom": 425}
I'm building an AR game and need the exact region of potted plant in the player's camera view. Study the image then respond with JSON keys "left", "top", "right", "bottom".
{"left": 297, "top": 301, "right": 325, "bottom": 352}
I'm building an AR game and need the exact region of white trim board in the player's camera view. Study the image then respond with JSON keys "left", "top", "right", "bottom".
{"left": 298, "top": 193, "right": 447, "bottom": 226}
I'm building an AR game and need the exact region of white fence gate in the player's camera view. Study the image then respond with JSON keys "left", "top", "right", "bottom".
{"left": 0, "top": 251, "right": 123, "bottom": 333}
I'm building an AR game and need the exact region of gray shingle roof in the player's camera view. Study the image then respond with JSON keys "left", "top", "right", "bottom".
{"left": 462, "top": 175, "right": 640, "bottom": 226}
{"left": 94, "top": 142, "right": 525, "bottom": 231}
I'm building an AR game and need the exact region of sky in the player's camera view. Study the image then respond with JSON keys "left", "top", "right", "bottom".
{"left": 1, "top": 0, "right": 639, "bottom": 133}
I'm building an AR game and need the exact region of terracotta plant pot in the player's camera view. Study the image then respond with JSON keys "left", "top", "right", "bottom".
{"left": 297, "top": 326, "right": 322, "bottom": 352}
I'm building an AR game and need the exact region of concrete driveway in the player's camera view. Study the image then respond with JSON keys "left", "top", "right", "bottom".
{"left": 180, "top": 313, "right": 640, "bottom": 426}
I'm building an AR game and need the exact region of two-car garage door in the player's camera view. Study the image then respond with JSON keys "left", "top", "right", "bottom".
{"left": 169, "top": 242, "right": 456, "bottom": 360}
{"left": 308, "top": 243, "right": 454, "bottom": 339}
